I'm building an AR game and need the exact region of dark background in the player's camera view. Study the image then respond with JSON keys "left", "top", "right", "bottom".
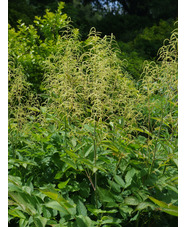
{"left": 8, "top": 0, "right": 178, "bottom": 79}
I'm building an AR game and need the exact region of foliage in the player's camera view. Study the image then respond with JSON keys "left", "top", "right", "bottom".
{"left": 8, "top": 4, "right": 178, "bottom": 226}
{"left": 133, "top": 19, "right": 176, "bottom": 59}
{"left": 8, "top": 0, "right": 178, "bottom": 62}
{"left": 8, "top": 2, "right": 70, "bottom": 94}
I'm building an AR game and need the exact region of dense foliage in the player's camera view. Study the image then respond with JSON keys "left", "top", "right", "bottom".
{"left": 9, "top": 0, "right": 177, "bottom": 67}
{"left": 8, "top": 3, "right": 178, "bottom": 226}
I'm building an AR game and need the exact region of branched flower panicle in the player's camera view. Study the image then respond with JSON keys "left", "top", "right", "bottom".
{"left": 8, "top": 64, "right": 39, "bottom": 128}
{"left": 44, "top": 27, "right": 140, "bottom": 133}
{"left": 138, "top": 28, "right": 178, "bottom": 173}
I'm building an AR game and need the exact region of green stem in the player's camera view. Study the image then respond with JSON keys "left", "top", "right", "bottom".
{"left": 135, "top": 212, "right": 140, "bottom": 227}
{"left": 163, "top": 165, "right": 167, "bottom": 174}
{"left": 149, "top": 100, "right": 164, "bottom": 175}
{"left": 64, "top": 116, "right": 67, "bottom": 148}
{"left": 94, "top": 120, "right": 98, "bottom": 208}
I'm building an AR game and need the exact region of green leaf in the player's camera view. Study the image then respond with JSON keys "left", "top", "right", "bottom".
{"left": 148, "top": 196, "right": 178, "bottom": 216}
{"left": 40, "top": 188, "right": 74, "bottom": 208}
{"left": 27, "top": 107, "right": 40, "bottom": 112}
{"left": 172, "top": 158, "right": 178, "bottom": 167}
{"left": 124, "top": 196, "right": 140, "bottom": 206}
{"left": 87, "top": 205, "right": 117, "bottom": 216}
{"left": 114, "top": 175, "right": 125, "bottom": 188}
{"left": 19, "top": 219, "right": 29, "bottom": 227}
{"left": 165, "top": 184, "right": 178, "bottom": 193}
{"left": 22, "top": 185, "right": 33, "bottom": 195}
{"left": 130, "top": 211, "right": 140, "bottom": 221}
{"left": 108, "top": 180, "right": 121, "bottom": 193}
{"left": 45, "top": 201, "right": 69, "bottom": 215}
{"left": 65, "top": 149, "right": 79, "bottom": 160}
{"left": 77, "top": 200, "right": 87, "bottom": 216}
{"left": 71, "top": 138, "right": 77, "bottom": 147}
{"left": 42, "top": 206, "right": 52, "bottom": 218}
{"left": 33, "top": 215, "right": 48, "bottom": 227}
{"left": 133, "top": 127, "right": 153, "bottom": 137}
{"left": 161, "top": 207, "right": 178, "bottom": 216}
{"left": 8, "top": 209, "right": 26, "bottom": 219}
{"left": 151, "top": 117, "right": 170, "bottom": 128}
{"left": 8, "top": 199, "right": 17, "bottom": 206}
{"left": 125, "top": 168, "right": 137, "bottom": 188}
{"left": 84, "top": 145, "right": 94, "bottom": 157}
{"left": 8, "top": 182, "right": 22, "bottom": 193}
{"left": 47, "top": 224, "right": 65, "bottom": 227}
{"left": 57, "top": 179, "right": 70, "bottom": 189}
{"left": 54, "top": 171, "right": 63, "bottom": 180}
{"left": 40, "top": 187, "right": 76, "bottom": 216}
{"left": 101, "top": 216, "right": 122, "bottom": 226}
{"left": 136, "top": 202, "right": 155, "bottom": 211}
{"left": 8, "top": 191, "right": 37, "bottom": 215}
{"left": 93, "top": 166, "right": 98, "bottom": 173}
{"left": 60, "top": 157, "right": 77, "bottom": 170}
{"left": 119, "top": 205, "right": 133, "bottom": 214}
{"left": 76, "top": 215, "right": 94, "bottom": 227}
{"left": 8, "top": 175, "right": 22, "bottom": 187}
{"left": 97, "top": 187, "right": 115, "bottom": 203}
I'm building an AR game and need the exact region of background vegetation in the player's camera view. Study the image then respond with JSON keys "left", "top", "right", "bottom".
{"left": 8, "top": 1, "right": 178, "bottom": 226}
{"left": 9, "top": 0, "right": 177, "bottom": 80}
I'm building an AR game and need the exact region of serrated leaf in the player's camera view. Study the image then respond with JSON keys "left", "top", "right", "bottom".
{"left": 42, "top": 206, "right": 52, "bottom": 218}
{"left": 19, "top": 219, "right": 28, "bottom": 227}
{"left": 22, "top": 186, "right": 33, "bottom": 195}
{"left": 77, "top": 200, "right": 87, "bottom": 216}
{"left": 114, "top": 175, "right": 125, "bottom": 188}
{"left": 136, "top": 202, "right": 155, "bottom": 211}
{"left": 108, "top": 180, "right": 121, "bottom": 193}
{"left": 76, "top": 215, "right": 93, "bottom": 227}
{"left": 119, "top": 205, "right": 133, "bottom": 214}
{"left": 8, "top": 175, "right": 22, "bottom": 187}
{"left": 45, "top": 201, "right": 69, "bottom": 215}
{"left": 8, "top": 191, "right": 37, "bottom": 215}
{"left": 40, "top": 187, "right": 76, "bottom": 216}
{"left": 97, "top": 187, "right": 115, "bottom": 203}
{"left": 125, "top": 168, "right": 137, "bottom": 188}
{"left": 8, "top": 182, "right": 22, "bottom": 193}
{"left": 33, "top": 215, "right": 48, "bottom": 227}
{"left": 40, "top": 188, "right": 74, "bottom": 208}
{"left": 124, "top": 196, "right": 140, "bottom": 206}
